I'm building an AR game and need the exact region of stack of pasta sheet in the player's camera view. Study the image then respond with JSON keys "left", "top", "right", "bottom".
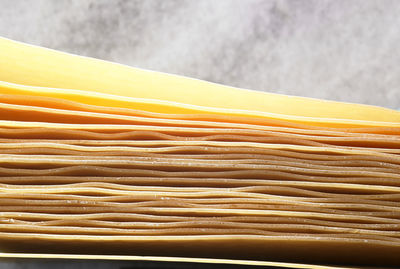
{"left": 0, "top": 37, "right": 399, "bottom": 268}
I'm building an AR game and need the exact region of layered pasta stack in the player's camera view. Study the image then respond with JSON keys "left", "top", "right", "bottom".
{"left": 0, "top": 37, "right": 399, "bottom": 268}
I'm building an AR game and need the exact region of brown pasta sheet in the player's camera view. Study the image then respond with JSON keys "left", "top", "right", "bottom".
{"left": 0, "top": 79, "right": 400, "bottom": 268}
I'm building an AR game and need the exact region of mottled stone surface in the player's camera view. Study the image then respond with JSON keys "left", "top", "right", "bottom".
{"left": 1, "top": 0, "right": 400, "bottom": 109}
{"left": 0, "top": 0, "right": 399, "bottom": 268}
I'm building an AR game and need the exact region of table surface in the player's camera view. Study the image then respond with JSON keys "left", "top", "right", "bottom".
{"left": 1, "top": 0, "right": 399, "bottom": 110}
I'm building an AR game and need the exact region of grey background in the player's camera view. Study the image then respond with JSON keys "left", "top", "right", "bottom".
{"left": 1, "top": 0, "right": 400, "bottom": 109}
{"left": 0, "top": 0, "right": 399, "bottom": 268}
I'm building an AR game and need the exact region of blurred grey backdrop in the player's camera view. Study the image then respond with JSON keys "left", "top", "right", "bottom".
{"left": 1, "top": 0, "right": 400, "bottom": 109}
{"left": 0, "top": 0, "right": 399, "bottom": 268}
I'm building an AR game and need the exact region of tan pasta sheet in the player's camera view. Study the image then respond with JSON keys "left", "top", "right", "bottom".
{"left": 0, "top": 37, "right": 399, "bottom": 268}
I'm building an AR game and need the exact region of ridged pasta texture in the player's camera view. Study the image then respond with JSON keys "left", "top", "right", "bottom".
{"left": 0, "top": 37, "right": 399, "bottom": 268}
